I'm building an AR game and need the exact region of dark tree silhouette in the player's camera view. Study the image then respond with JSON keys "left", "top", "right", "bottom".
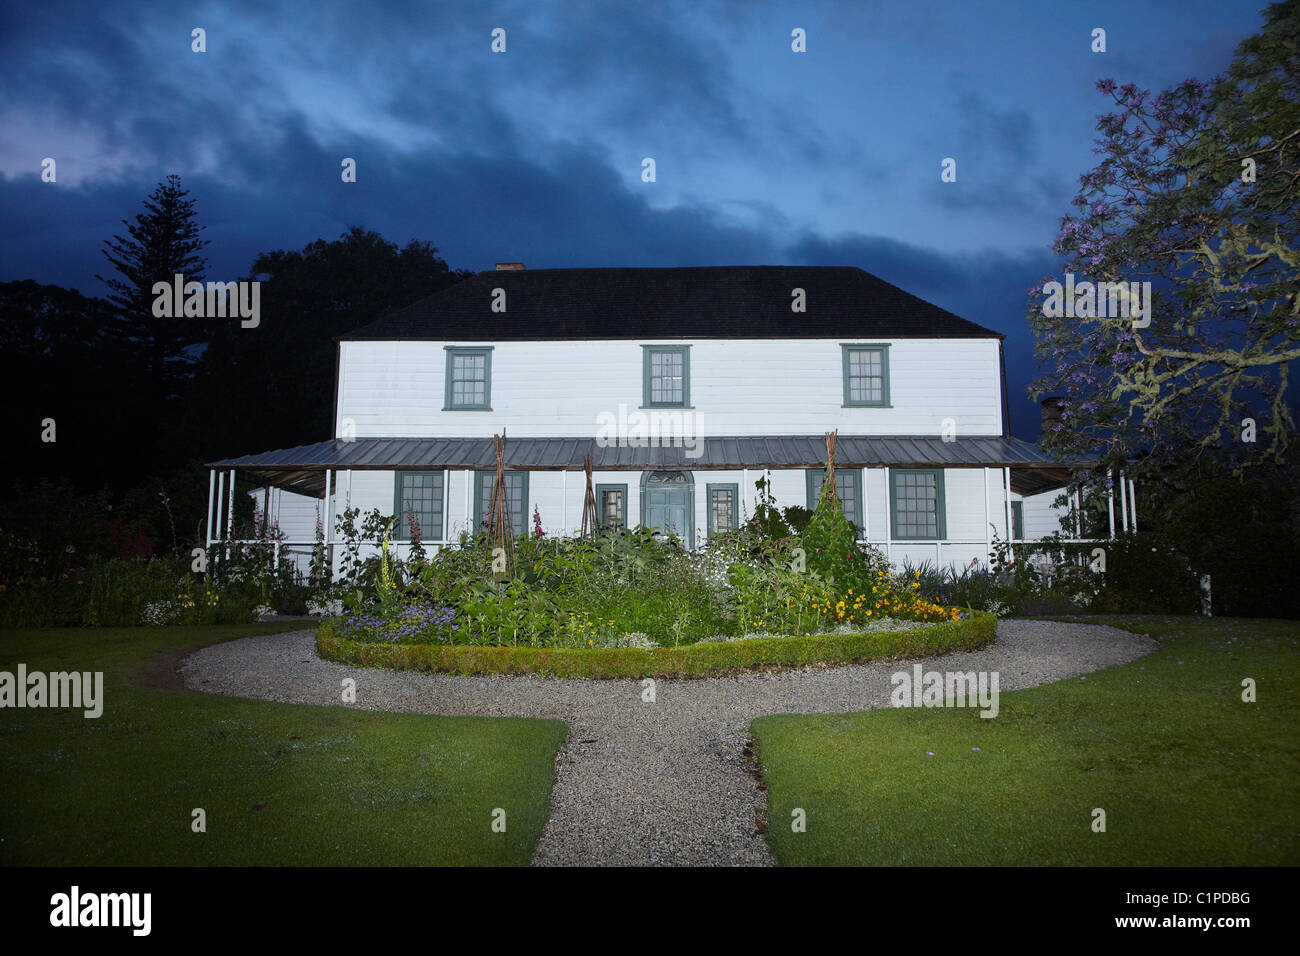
{"left": 196, "top": 226, "right": 472, "bottom": 459}
{"left": 0, "top": 280, "right": 126, "bottom": 491}
{"left": 2, "top": 221, "right": 472, "bottom": 565}
{"left": 96, "top": 174, "right": 210, "bottom": 403}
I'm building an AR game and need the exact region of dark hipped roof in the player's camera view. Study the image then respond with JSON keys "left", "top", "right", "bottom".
{"left": 340, "top": 266, "right": 1003, "bottom": 341}
{"left": 208, "top": 435, "right": 1084, "bottom": 498}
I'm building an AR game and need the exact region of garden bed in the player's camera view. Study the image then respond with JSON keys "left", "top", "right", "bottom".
{"left": 316, "top": 611, "right": 996, "bottom": 679}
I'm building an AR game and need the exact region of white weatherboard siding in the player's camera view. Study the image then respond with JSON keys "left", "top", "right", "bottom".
{"left": 331, "top": 465, "right": 1074, "bottom": 571}
{"left": 762, "top": 468, "right": 808, "bottom": 526}
{"left": 248, "top": 487, "right": 321, "bottom": 577}
{"left": 310, "top": 332, "right": 1074, "bottom": 573}
{"left": 247, "top": 487, "right": 320, "bottom": 542}
{"left": 1018, "top": 489, "right": 1071, "bottom": 541}
{"left": 336, "top": 338, "right": 1005, "bottom": 439}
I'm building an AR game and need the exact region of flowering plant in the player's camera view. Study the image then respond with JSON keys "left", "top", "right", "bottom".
{"left": 338, "top": 602, "right": 459, "bottom": 644}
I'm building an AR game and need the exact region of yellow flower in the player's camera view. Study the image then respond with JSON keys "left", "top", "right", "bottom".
{"left": 588, "top": 639, "right": 594, "bottom": 646}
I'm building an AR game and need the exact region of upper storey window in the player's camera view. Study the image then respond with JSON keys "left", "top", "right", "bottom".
{"left": 841, "top": 344, "right": 890, "bottom": 407}
{"left": 444, "top": 346, "right": 493, "bottom": 410}
{"left": 642, "top": 345, "right": 691, "bottom": 408}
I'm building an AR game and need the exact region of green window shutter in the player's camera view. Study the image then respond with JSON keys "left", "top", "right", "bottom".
{"left": 393, "top": 471, "right": 445, "bottom": 541}
{"left": 890, "top": 468, "right": 946, "bottom": 540}
{"left": 841, "top": 344, "right": 890, "bottom": 407}
{"left": 595, "top": 484, "right": 628, "bottom": 530}
{"left": 642, "top": 345, "right": 691, "bottom": 407}
{"left": 1011, "top": 501, "right": 1024, "bottom": 541}
{"left": 444, "top": 347, "right": 493, "bottom": 410}
{"left": 706, "top": 483, "right": 739, "bottom": 536}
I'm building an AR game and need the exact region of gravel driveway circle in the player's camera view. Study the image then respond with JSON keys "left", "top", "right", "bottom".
{"left": 179, "top": 619, "right": 1155, "bottom": 866}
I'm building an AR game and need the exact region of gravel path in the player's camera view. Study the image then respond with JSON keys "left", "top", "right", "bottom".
{"left": 178, "top": 619, "right": 1155, "bottom": 866}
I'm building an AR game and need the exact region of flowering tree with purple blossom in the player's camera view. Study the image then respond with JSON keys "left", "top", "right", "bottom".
{"left": 1031, "top": 2, "right": 1300, "bottom": 474}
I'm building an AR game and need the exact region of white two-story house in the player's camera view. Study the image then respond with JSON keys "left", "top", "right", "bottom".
{"left": 205, "top": 265, "right": 1134, "bottom": 576}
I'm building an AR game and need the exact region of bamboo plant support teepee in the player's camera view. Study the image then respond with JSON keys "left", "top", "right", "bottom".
{"left": 824, "top": 429, "right": 839, "bottom": 499}
{"left": 579, "top": 453, "right": 599, "bottom": 539}
{"left": 484, "top": 430, "right": 515, "bottom": 577}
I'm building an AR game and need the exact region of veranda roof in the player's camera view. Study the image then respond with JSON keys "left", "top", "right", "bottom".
{"left": 207, "top": 435, "right": 1087, "bottom": 498}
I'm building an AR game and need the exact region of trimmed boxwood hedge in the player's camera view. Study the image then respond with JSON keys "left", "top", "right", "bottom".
{"left": 316, "top": 611, "right": 997, "bottom": 679}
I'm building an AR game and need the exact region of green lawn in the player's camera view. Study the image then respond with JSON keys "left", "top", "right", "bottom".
{"left": 0, "top": 624, "right": 568, "bottom": 865}
{"left": 753, "top": 616, "right": 1300, "bottom": 866}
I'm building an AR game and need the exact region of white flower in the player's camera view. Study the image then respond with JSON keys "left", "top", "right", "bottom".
{"left": 594, "top": 631, "right": 657, "bottom": 649}
{"left": 306, "top": 596, "right": 343, "bottom": 617}
{"left": 141, "top": 601, "right": 182, "bottom": 626}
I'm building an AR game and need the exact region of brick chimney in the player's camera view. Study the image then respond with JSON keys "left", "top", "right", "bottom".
{"left": 495, "top": 262, "right": 525, "bottom": 271}
{"left": 1041, "top": 397, "right": 1065, "bottom": 430}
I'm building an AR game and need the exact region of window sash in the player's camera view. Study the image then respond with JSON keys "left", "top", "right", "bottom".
{"left": 805, "top": 469, "right": 863, "bottom": 533}
{"left": 842, "top": 345, "right": 889, "bottom": 407}
{"left": 596, "top": 484, "right": 627, "bottom": 530}
{"left": 475, "top": 471, "right": 527, "bottom": 533}
{"left": 707, "top": 483, "right": 738, "bottom": 535}
{"left": 445, "top": 347, "right": 492, "bottom": 409}
{"left": 890, "top": 468, "right": 946, "bottom": 540}
{"left": 394, "top": 471, "right": 444, "bottom": 541}
{"left": 642, "top": 346, "right": 690, "bottom": 407}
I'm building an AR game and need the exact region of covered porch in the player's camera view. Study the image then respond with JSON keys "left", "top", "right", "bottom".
{"left": 203, "top": 434, "right": 1138, "bottom": 578}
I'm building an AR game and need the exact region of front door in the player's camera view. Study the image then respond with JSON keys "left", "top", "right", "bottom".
{"left": 644, "top": 471, "right": 692, "bottom": 546}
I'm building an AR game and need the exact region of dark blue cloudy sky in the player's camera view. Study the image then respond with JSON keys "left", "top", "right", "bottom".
{"left": 0, "top": 0, "right": 1267, "bottom": 439}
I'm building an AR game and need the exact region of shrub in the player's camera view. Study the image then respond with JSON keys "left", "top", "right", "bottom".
{"left": 456, "top": 578, "right": 562, "bottom": 646}
{"left": 908, "top": 529, "right": 1201, "bottom": 617}
{"left": 1092, "top": 532, "right": 1200, "bottom": 614}
{"left": 271, "top": 583, "right": 311, "bottom": 615}
{"left": 332, "top": 520, "right": 969, "bottom": 652}
{"left": 744, "top": 474, "right": 794, "bottom": 540}
{"left": 317, "top": 611, "right": 998, "bottom": 679}
{"left": 81, "top": 556, "right": 178, "bottom": 626}
{"left": 0, "top": 546, "right": 267, "bottom": 629}
{"left": 781, "top": 505, "right": 813, "bottom": 534}
{"left": 797, "top": 475, "right": 861, "bottom": 586}
{"left": 1158, "top": 475, "right": 1300, "bottom": 618}
{"left": 0, "top": 578, "right": 78, "bottom": 628}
